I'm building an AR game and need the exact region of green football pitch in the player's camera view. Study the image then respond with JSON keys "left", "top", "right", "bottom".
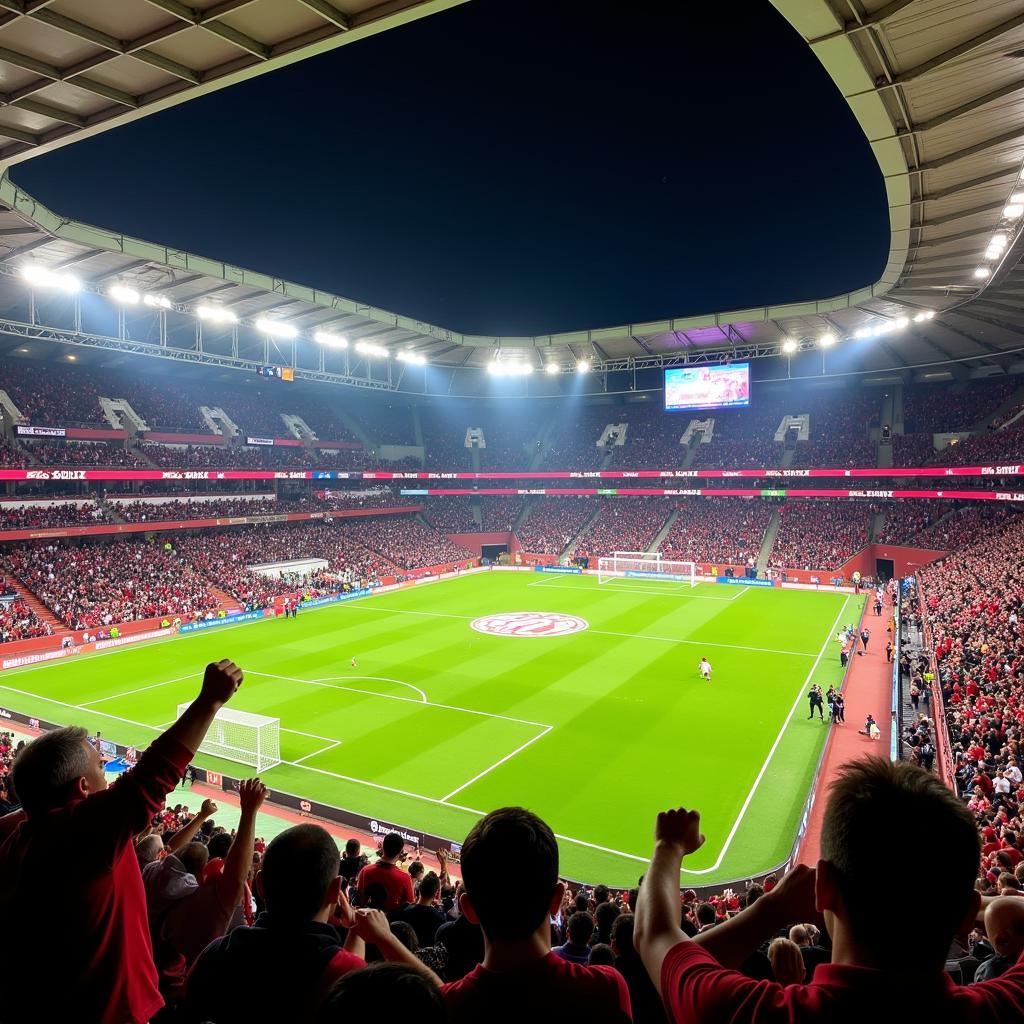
{"left": 0, "top": 571, "right": 864, "bottom": 886}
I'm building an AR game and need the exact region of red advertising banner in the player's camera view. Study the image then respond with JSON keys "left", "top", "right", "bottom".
{"left": 397, "top": 487, "right": 1024, "bottom": 501}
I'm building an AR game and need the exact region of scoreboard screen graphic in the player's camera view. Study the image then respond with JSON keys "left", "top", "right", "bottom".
{"left": 664, "top": 363, "right": 750, "bottom": 411}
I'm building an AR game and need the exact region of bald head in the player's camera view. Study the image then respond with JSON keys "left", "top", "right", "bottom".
{"left": 789, "top": 924, "right": 809, "bottom": 946}
{"left": 985, "top": 897, "right": 1024, "bottom": 960}
{"left": 136, "top": 835, "right": 164, "bottom": 867}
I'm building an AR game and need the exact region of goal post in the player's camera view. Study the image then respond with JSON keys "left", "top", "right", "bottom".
{"left": 597, "top": 554, "right": 697, "bottom": 587}
{"left": 176, "top": 704, "right": 281, "bottom": 772}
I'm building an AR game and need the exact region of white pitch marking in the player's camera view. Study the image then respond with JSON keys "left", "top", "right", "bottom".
{"left": 440, "top": 724, "right": 552, "bottom": 802}
{"left": 79, "top": 672, "right": 199, "bottom": 706}
{"left": 315, "top": 674, "right": 428, "bottom": 703}
{"left": 293, "top": 739, "right": 342, "bottom": 764}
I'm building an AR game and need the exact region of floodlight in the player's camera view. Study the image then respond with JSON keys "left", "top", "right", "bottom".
{"left": 974, "top": 267, "right": 991, "bottom": 279}
{"left": 818, "top": 333, "right": 836, "bottom": 348}
{"left": 197, "top": 304, "right": 238, "bottom": 324}
{"left": 397, "top": 350, "right": 426, "bottom": 365}
{"left": 545, "top": 362, "right": 560, "bottom": 374}
{"left": 1012, "top": 193, "right": 1024, "bottom": 204}
{"left": 1004, "top": 204, "right": 1024, "bottom": 219}
{"left": 143, "top": 294, "right": 172, "bottom": 310}
{"left": 355, "top": 341, "right": 388, "bottom": 357}
{"left": 991, "top": 234, "right": 1008, "bottom": 249}
{"left": 21, "top": 263, "right": 80, "bottom": 293}
{"left": 781, "top": 338, "right": 798, "bottom": 354}
{"left": 895, "top": 317, "right": 909, "bottom": 329}
{"left": 313, "top": 330, "right": 348, "bottom": 348}
{"left": 255, "top": 317, "right": 298, "bottom": 339}
{"left": 108, "top": 285, "right": 140, "bottom": 305}
{"left": 577, "top": 359, "right": 591, "bottom": 373}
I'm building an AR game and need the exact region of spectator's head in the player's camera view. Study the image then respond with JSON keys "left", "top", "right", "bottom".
{"left": 984, "top": 896, "right": 1024, "bottom": 960}
{"left": 588, "top": 943, "right": 615, "bottom": 966}
{"left": 389, "top": 920, "right": 418, "bottom": 952}
{"left": 695, "top": 902, "right": 716, "bottom": 927}
{"left": 819, "top": 758, "right": 980, "bottom": 969}
{"left": 595, "top": 900, "right": 620, "bottom": 938}
{"left": 207, "top": 832, "right": 232, "bottom": 860}
{"left": 610, "top": 913, "right": 637, "bottom": 960}
{"left": 318, "top": 963, "right": 446, "bottom": 1023}
{"left": 136, "top": 835, "right": 163, "bottom": 867}
{"left": 459, "top": 806, "right": 563, "bottom": 944}
{"left": 788, "top": 924, "right": 809, "bottom": 946}
{"left": 593, "top": 883, "right": 610, "bottom": 905}
{"left": 768, "top": 937, "right": 806, "bottom": 986}
{"left": 744, "top": 884, "right": 764, "bottom": 908}
{"left": 408, "top": 859, "right": 425, "bottom": 883}
{"left": 11, "top": 726, "right": 104, "bottom": 816}
{"left": 380, "top": 832, "right": 405, "bottom": 862}
{"left": 260, "top": 824, "right": 342, "bottom": 925}
{"left": 419, "top": 871, "right": 440, "bottom": 904}
{"left": 179, "top": 842, "right": 209, "bottom": 880}
{"left": 344, "top": 838, "right": 361, "bottom": 858}
{"left": 566, "top": 912, "right": 595, "bottom": 946}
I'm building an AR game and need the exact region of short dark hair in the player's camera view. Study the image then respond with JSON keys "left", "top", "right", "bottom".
{"left": 567, "top": 911, "right": 595, "bottom": 945}
{"left": 390, "top": 920, "right": 418, "bottom": 952}
{"left": 821, "top": 757, "right": 980, "bottom": 967}
{"left": 179, "top": 842, "right": 209, "bottom": 879}
{"left": 595, "top": 901, "right": 620, "bottom": 935}
{"left": 318, "top": 963, "right": 445, "bottom": 1023}
{"left": 381, "top": 832, "right": 405, "bottom": 859}
{"left": 610, "top": 913, "right": 636, "bottom": 957}
{"left": 262, "top": 824, "right": 340, "bottom": 922}
{"left": 408, "top": 859, "right": 425, "bottom": 879}
{"left": 207, "top": 832, "right": 233, "bottom": 860}
{"left": 345, "top": 838, "right": 361, "bottom": 856}
{"left": 593, "top": 883, "right": 610, "bottom": 904}
{"left": 461, "top": 806, "right": 559, "bottom": 941}
{"left": 11, "top": 726, "right": 92, "bottom": 816}
{"left": 695, "top": 902, "right": 716, "bottom": 926}
{"left": 588, "top": 942, "right": 615, "bottom": 966}
{"left": 419, "top": 871, "right": 440, "bottom": 902}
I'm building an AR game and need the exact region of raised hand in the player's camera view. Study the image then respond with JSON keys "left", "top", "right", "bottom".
{"left": 200, "top": 798, "right": 218, "bottom": 817}
{"left": 352, "top": 908, "right": 393, "bottom": 945}
{"left": 654, "top": 806, "right": 706, "bottom": 858}
{"left": 237, "top": 778, "right": 268, "bottom": 816}
{"left": 200, "top": 660, "right": 243, "bottom": 707}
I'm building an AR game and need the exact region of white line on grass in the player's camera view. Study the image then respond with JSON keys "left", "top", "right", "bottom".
{"left": 293, "top": 740, "right": 342, "bottom": 764}
{"left": 679, "top": 593, "right": 852, "bottom": 876}
{"left": 79, "top": 672, "right": 199, "bottom": 706}
{"left": 527, "top": 577, "right": 736, "bottom": 600}
{"left": 337, "top": 603, "right": 818, "bottom": 658}
{"left": 440, "top": 724, "right": 553, "bottom": 802}
{"left": 315, "top": 675, "right": 427, "bottom": 703}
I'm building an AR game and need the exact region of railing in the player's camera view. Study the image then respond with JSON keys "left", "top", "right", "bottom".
{"left": 917, "top": 580, "right": 957, "bottom": 791}
{"left": 891, "top": 585, "right": 902, "bottom": 761}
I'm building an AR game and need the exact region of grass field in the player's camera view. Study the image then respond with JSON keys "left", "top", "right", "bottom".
{"left": 0, "top": 571, "right": 863, "bottom": 886}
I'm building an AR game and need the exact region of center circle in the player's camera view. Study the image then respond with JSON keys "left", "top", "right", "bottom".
{"left": 470, "top": 611, "right": 589, "bottom": 638}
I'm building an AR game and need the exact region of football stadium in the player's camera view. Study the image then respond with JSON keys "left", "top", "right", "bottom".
{"left": 1, "top": 1, "right": 1024, "bottom": 1021}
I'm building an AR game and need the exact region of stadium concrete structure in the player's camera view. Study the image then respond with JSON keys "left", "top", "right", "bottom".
{"left": 0, "top": 0, "right": 1022, "bottom": 902}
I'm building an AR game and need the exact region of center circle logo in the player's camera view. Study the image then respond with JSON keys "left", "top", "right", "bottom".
{"left": 471, "top": 611, "right": 589, "bottom": 638}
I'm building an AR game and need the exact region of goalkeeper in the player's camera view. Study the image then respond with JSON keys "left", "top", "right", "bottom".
{"left": 698, "top": 657, "right": 713, "bottom": 683}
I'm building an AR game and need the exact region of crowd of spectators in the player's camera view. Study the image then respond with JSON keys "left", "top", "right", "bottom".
{"left": 478, "top": 496, "right": 522, "bottom": 531}
{"left": 338, "top": 516, "right": 474, "bottom": 570}
{"left": 516, "top": 498, "right": 596, "bottom": 555}
{"left": 113, "top": 497, "right": 282, "bottom": 523}
{"left": 933, "top": 429, "right": 1024, "bottom": 467}
{"left": 769, "top": 500, "right": 874, "bottom": 571}
{"left": 4, "top": 539, "right": 221, "bottom": 629}
{"left": 0, "top": 594, "right": 52, "bottom": 642}
{"left": 789, "top": 436, "right": 876, "bottom": 469}
{"left": 690, "top": 438, "right": 782, "bottom": 469}
{"left": 919, "top": 512, "right": 1024, "bottom": 897}
{"left": 875, "top": 500, "right": 955, "bottom": 546}
{"left": 26, "top": 441, "right": 143, "bottom": 467}
{"left": 904, "top": 378, "right": 1020, "bottom": 433}
{"left": 659, "top": 497, "right": 774, "bottom": 567}
{"left": 576, "top": 499, "right": 672, "bottom": 560}
{"left": 893, "top": 432, "right": 938, "bottom": 467}
{"left": 0, "top": 500, "right": 107, "bottom": 530}
{"left": 423, "top": 498, "right": 478, "bottom": 534}
{"left": 912, "top": 505, "right": 1015, "bottom": 553}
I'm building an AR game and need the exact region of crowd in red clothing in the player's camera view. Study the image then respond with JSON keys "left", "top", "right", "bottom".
{"left": 769, "top": 500, "right": 874, "bottom": 571}
{"left": 4, "top": 539, "right": 220, "bottom": 628}
{"left": 875, "top": 500, "right": 954, "bottom": 546}
{"left": 576, "top": 499, "right": 672, "bottom": 559}
{"left": 26, "top": 441, "right": 143, "bottom": 467}
{"left": 660, "top": 498, "right": 774, "bottom": 567}
{"left": 904, "top": 378, "right": 1019, "bottom": 433}
{"left": 0, "top": 595, "right": 52, "bottom": 642}
{"left": 0, "top": 500, "right": 108, "bottom": 529}
{"left": 912, "top": 506, "right": 1015, "bottom": 552}
{"left": 516, "top": 498, "right": 596, "bottom": 555}
{"left": 338, "top": 516, "right": 474, "bottom": 570}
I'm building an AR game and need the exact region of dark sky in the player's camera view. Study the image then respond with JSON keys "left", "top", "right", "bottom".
{"left": 12, "top": 0, "right": 889, "bottom": 337}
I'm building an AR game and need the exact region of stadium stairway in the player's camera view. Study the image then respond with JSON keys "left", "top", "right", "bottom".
{"left": 207, "top": 585, "right": 243, "bottom": 616}
{"left": 680, "top": 436, "right": 700, "bottom": 468}
{"left": 0, "top": 573, "right": 73, "bottom": 639}
{"left": 649, "top": 508, "right": 679, "bottom": 553}
{"left": 755, "top": 506, "right": 783, "bottom": 576}
{"left": 869, "top": 509, "right": 887, "bottom": 543}
{"left": 95, "top": 495, "right": 126, "bottom": 524}
{"left": 130, "top": 443, "right": 160, "bottom": 469}
{"left": 561, "top": 506, "right": 602, "bottom": 561}
{"left": 974, "top": 380, "right": 1024, "bottom": 431}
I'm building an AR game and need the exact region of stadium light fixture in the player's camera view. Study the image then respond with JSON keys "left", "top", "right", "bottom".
{"left": 396, "top": 350, "right": 427, "bottom": 366}
{"left": 1004, "top": 204, "right": 1024, "bottom": 219}
{"left": 894, "top": 317, "right": 909, "bottom": 329}
{"left": 255, "top": 317, "right": 298, "bottom": 339}
{"left": 143, "top": 293, "right": 172, "bottom": 310}
{"left": 313, "top": 330, "right": 348, "bottom": 349}
{"left": 781, "top": 338, "right": 798, "bottom": 354}
{"left": 986, "top": 247, "right": 1002, "bottom": 261}
{"left": 1012, "top": 193, "right": 1024, "bottom": 204}
{"left": 355, "top": 341, "right": 388, "bottom": 358}
{"left": 974, "top": 267, "right": 991, "bottom": 279}
{"left": 545, "top": 362, "right": 561, "bottom": 374}
{"left": 818, "top": 333, "right": 836, "bottom": 348}
{"left": 21, "top": 263, "right": 80, "bottom": 293}
{"left": 577, "top": 359, "right": 591, "bottom": 373}
{"left": 196, "top": 304, "right": 238, "bottom": 324}
{"left": 488, "top": 360, "right": 532, "bottom": 377}
{"left": 853, "top": 327, "right": 870, "bottom": 340}
{"left": 912, "top": 311, "right": 936, "bottom": 323}
{"left": 108, "top": 285, "right": 140, "bottom": 305}
{"left": 991, "top": 234, "right": 1008, "bottom": 249}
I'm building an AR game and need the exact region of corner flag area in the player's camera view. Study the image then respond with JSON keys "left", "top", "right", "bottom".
{"left": 0, "top": 571, "right": 863, "bottom": 885}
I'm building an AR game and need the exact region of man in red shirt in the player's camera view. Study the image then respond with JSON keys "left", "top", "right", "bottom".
{"left": 442, "top": 806, "right": 632, "bottom": 1023}
{"left": 635, "top": 758, "right": 1024, "bottom": 1024}
{"left": 0, "top": 659, "right": 245, "bottom": 1024}
{"left": 356, "top": 830, "right": 414, "bottom": 911}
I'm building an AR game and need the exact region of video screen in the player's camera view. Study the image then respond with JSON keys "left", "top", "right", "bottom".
{"left": 664, "top": 363, "right": 750, "bottom": 411}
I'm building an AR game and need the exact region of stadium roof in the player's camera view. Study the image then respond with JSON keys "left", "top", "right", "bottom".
{"left": 0, "top": 0, "right": 1023, "bottom": 384}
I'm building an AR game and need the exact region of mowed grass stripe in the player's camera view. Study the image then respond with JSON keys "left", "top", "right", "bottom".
{"left": 0, "top": 572, "right": 858, "bottom": 885}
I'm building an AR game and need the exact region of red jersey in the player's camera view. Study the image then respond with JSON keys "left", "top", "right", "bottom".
{"left": 443, "top": 950, "right": 632, "bottom": 1023}
{"left": 661, "top": 942, "right": 1024, "bottom": 1024}
{"left": 355, "top": 860, "right": 414, "bottom": 911}
{"left": 0, "top": 733, "right": 192, "bottom": 1024}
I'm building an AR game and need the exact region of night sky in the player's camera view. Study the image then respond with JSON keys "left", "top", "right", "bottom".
{"left": 12, "top": 0, "right": 889, "bottom": 338}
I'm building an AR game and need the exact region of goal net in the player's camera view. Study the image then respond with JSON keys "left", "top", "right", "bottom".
{"left": 176, "top": 704, "right": 281, "bottom": 772}
{"left": 597, "top": 553, "right": 697, "bottom": 587}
